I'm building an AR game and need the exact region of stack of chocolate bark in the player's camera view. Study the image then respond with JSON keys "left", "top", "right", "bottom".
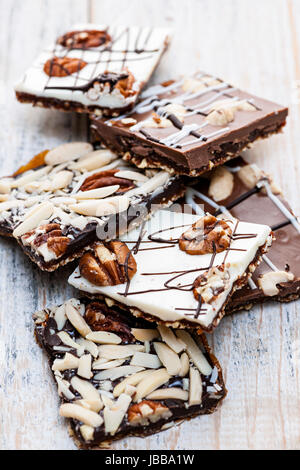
{"left": 4, "top": 24, "right": 296, "bottom": 448}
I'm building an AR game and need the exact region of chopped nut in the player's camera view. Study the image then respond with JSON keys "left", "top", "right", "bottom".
{"left": 45, "top": 142, "right": 93, "bottom": 166}
{"left": 157, "top": 325, "right": 185, "bottom": 354}
{"left": 94, "top": 365, "right": 144, "bottom": 382}
{"left": 52, "top": 352, "right": 79, "bottom": 372}
{"left": 128, "top": 400, "right": 172, "bottom": 426}
{"left": 189, "top": 366, "right": 202, "bottom": 406}
{"left": 176, "top": 331, "right": 212, "bottom": 376}
{"left": 179, "top": 214, "right": 232, "bottom": 255}
{"left": 147, "top": 387, "right": 189, "bottom": 401}
{"left": 44, "top": 57, "right": 87, "bottom": 77}
{"left": 55, "top": 375, "right": 75, "bottom": 400}
{"left": 71, "top": 376, "right": 103, "bottom": 412}
{"left": 80, "top": 425, "right": 94, "bottom": 442}
{"left": 130, "top": 351, "right": 162, "bottom": 369}
{"left": 65, "top": 302, "right": 92, "bottom": 337}
{"left": 258, "top": 271, "right": 295, "bottom": 296}
{"left": 13, "top": 201, "right": 54, "bottom": 237}
{"left": 113, "top": 370, "right": 155, "bottom": 397}
{"left": 103, "top": 393, "right": 132, "bottom": 436}
{"left": 86, "top": 331, "right": 122, "bottom": 344}
{"left": 193, "top": 265, "right": 230, "bottom": 303}
{"left": 79, "top": 241, "right": 137, "bottom": 286}
{"left": 77, "top": 354, "right": 93, "bottom": 379}
{"left": 57, "top": 331, "right": 81, "bottom": 350}
{"left": 59, "top": 403, "right": 103, "bottom": 428}
{"left": 153, "top": 343, "right": 181, "bottom": 376}
{"left": 131, "top": 328, "right": 159, "bottom": 342}
{"left": 54, "top": 304, "right": 67, "bottom": 331}
{"left": 58, "top": 29, "right": 112, "bottom": 49}
{"left": 134, "top": 368, "right": 171, "bottom": 402}
{"left": 76, "top": 337, "right": 99, "bottom": 358}
{"left": 208, "top": 166, "right": 234, "bottom": 202}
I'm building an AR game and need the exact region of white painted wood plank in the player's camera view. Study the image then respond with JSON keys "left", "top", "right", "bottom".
{"left": 1, "top": 0, "right": 300, "bottom": 450}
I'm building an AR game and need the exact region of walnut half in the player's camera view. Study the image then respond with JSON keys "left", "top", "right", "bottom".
{"left": 179, "top": 215, "right": 232, "bottom": 255}
{"left": 79, "top": 241, "right": 137, "bottom": 286}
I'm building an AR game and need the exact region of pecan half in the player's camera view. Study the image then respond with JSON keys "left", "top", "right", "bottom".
{"left": 84, "top": 302, "right": 134, "bottom": 343}
{"left": 57, "top": 29, "right": 112, "bottom": 49}
{"left": 193, "top": 265, "right": 230, "bottom": 303}
{"left": 128, "top": 400, "right": 172, "bottom": 426}
{"left": 79, "top": 241, "right": 137, "bottom": 286}
{"left": 115, "top": 70, "right": 136, "bottom": 98}
{"left": 179, "top": 215, "right": 232, "bottom": 255}
{"left": 80, "top": 169, "right": 136, "bottom": 193}
{"left": 33, "top": 223, "right": 70, "bottom": 256}
{"left": 43, "top": 57, "right": 87, "bottom": 77}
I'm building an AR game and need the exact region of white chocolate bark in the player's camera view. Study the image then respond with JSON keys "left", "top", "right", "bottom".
{"left": 69, "top": 210, "right": 272, "bottom": 329}
{"left": 15, "top": 24, "right": 170, "bottom": 111}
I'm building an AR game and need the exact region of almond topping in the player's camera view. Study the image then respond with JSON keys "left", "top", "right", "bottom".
{"left": 178, "top": 352, "right": 190, "bottom": 377}
{"left": 115, "top": 170, "right": 149, "bottom": 182}
{"left": 13, "top": 201, "right": 54, "bottom": 237}
{"left": 52, "top": 352, "right": 79, "bottom": 372}
{"left": 86, "top": 331, "right": 122, "bottom": 344}
{"left": 103, "top": 393, "right": 132, "bottom": 436}
{"left": 94, "top": 365, "right": 144, "bottom": 382}
{"left": 153, "top": 343, "right": 181, "bottom": 376}
{"left": 45, "top": 142, "right": 93, "bottom": 166}
{"left": 71, "top": 149, "right": 117, "bottom": 171}
{"left": 65, "top": 303, "right": 92, "bottom": 337}
{"left": 69, "top": 195, "right": 130, "bottom": 217}
{"left": 77, "top": 354, "right": 93, "bottom": 379}
{"left": 134, "top": 368, "right": 171, "bottom": 402}
{"left": 98, "top": 344, "right": 144, "bottom": 360}
{"left": 59, "top": 403, "right": 103, "bottom": 428}
{"left": 92, "top": 358, "right": 126, "bottom": 370}
{"left": 113, "top": 370, "right": 154, "bottom": 398}
{"left": 57, "top": 331, "right": 81, "bottom": 350}
{"left": 131, "top": 328, "right": 159, "bottom": 342}
{"left": 176, "top": 331, "right": 212, "bottom": 376}
{"left": 208, "top": 166, "right": 234, "bottom": 202}
{"left": 189, "top": 366, "right": 203, "bottom": 406}
{"left": 74, "top": 185, "right": 120, "bottom": 200}
{"left": 130, "top": 352, "right": 162, "bottom": 369}
{"left": 71, "top": 376, "right": 103, "bottom": 412}
{"left": 157, "top": 325, "right": 185, "bottom": 353}
{"left": 80, "top": 425, "right": 94, "bottom": 442}
{"left": 147, "top": 387, "right": 189, "bottom": 401}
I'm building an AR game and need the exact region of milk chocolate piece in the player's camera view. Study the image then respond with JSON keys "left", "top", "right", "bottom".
{"left": 90, "top": 72, "right": 288, "bottom": 176}
{"left": 15, "top": 24, "right": 170, "bottom": 117}
{"left": 185, "top": 157, "right": 300, "bottom": 311}
{"left": 0, "top": 143, "right": 184, "bottom": 271}
{"left": 34, "top": 298, "right": 226, "bottom": 448}
{"left": 69, "top": 209, "right": 273, "bottom": 332}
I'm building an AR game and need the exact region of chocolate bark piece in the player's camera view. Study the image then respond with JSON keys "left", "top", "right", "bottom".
{"left": 69, "top": 209, "right": 273, "bottom": 332}
{"left": 33, "top": 298, "right": 227, "bottom": 449}
{"left": 184, "top": 157, "right": 300, "bottom": 311}
{"left": 15, "top": 24, "right": 170, "bottom": 117}
{"left": 0, "top": 143, "right": 184, "bottom": 271}
{"left": 90, "top": 72, "right": 288, "bottom": 176}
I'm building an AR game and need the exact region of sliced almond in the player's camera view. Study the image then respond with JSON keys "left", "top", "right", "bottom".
{"left": 113, "top": 370, "right": 155, "bottom": 398}
{"left": 54, "top": 304, "right": 67, "bottom": 331}
{"left": 78, "top": 354, "right": 93, "bottom": 379}
{"left": 80, "top": 424, "right": 94, "bottom": 442}
{"left": 76, "top": 337, "right": 99, "bottom": 358}
{"left": 74, "top": 185, "right": 120, "bottom": 200}
{"left": 130, "top": 352, "right": 162, "bottom": 369}
{"left": 153, "top": 343, "right": 181, "bottom": 376}
{"left": 126, "top": 171, "right": 169, "bottom": 197}
{"left": 0, "top": 179, "right": 11, "bottom": 194}
{"left": 157, "top": 325, "right": 185, "bottom": 354}
{"left": 92, "top": 358, "right": 125, "bottom": 370}
{"left": 0, "top": 200, "right": 23, "bottom": 212}
{"left": 98, "top": 344, "right": 144, "bottom": 360}
{"left": 147, "top": 387, "right": 189, "bottom": 401}
{"left": 178, "top": 352, "right": 190, "bottom": 377}
{"left": 13, "top": 201, "right": 54, "bottom": 237}
{"left": 55, "top": 376, "right": 75, "bottom": 400}
{"left": 258, "top": 271, "right": 294, "bottom": 296}
{"left": 59, "top": 403, "right": 103, "bottom": 428}
{"left": 57, "top": 331, "right": 81, "bottom": 350}
{"left": 176, "top": 331, "right": 212, "bottom": 376}
{"left": 134, "top": 368, "right": 171, "bottom": 402}
{"left": 114, "top": 170, "right": 149, "bottom": 182}
{"left": 52, "top": 352, "right": 79, "bottom": 371}
{"left": 94, "top": 365, "right": 144, "bottom": 382}
{"left": 69, "top": 196, "right": 129, "bottom": 217}
{"left": 124, "top": 384, "right": 137, "bottom": 397}
{"left": 189, "top": 366, "right": 202, "bottom": 406}
{"left": 45, "top": 142, "right": 93, "bottom": 166}
{"left": 103, "top": 393, "right": 131, "bottom": 436}
{"left": 11, "top": 167, "right": 50, "bottom": 189}
{"left": 208, "top": 166, "right": 234, "bottom": 202}
{"left": 72, "top": 149, "right": 117, "bottom": 171}
{"left": 131, "top": 328, "right": 159, "bottom": 342}
{"left": 71, "top": 376, "right": 103, "bottom": 412}
{"left": 42, "top": 170, "right": 73, "bottom": 191}
{"left": 86, "top": 331, "right": 121, "bottom": 345}
{"left": 65, "top": 302, "right": 92, "bottom": 337}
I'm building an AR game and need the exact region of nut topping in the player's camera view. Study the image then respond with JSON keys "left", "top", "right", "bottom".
{"left": 44, "top": 57, "right": 87, "bottom": 77}
{"left": 60, "top": 403, "right": 103, "bottom": 428}
{"left": 45, "top": 142, "right": 93, "bottom": 166}
{"left": 189, "top": 367, "right": 202, "bottom": 406}
{"left": 208, "top": 167, "right": 234, "bottom": 202}
{"left": 128, "top": 400, "right": 172, "bottom": 426}
{"left": 153, "top": 343, "right": 181, "bottom": 376}
{"left": 80, "top": 169, "right": 136, "bottom": 193}
{"left": 179, "top": 215, "right": 232, "bottom": 255}
{"left": 176, "top": 331, "right": 212, "bottom": 376}
{"left": 57, "top": 29, "right": 112, "bottom": 49}
{"left": 193, "top": 266, "right": 230, "bottom": 303}
{"left": 13, "top": 201, "right": 54, "bottom": 238}
{"left": 134, "top": 368, "right": 171, "bottom": 402}
{"left": 257, "top": 271, "right": 295, "bottom": 296}
{"left": 147, "top": 387, "right": 189, "bottom": 401}
{"left": 79, "top": 241, "right": 137, "bottom": 286}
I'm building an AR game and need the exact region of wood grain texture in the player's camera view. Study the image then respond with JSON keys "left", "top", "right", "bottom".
{"left": 1, "top": 0, "right": 300, "bottom": 450}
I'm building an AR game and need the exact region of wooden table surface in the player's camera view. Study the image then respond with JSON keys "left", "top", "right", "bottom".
{"left": 1, "top": 0, "right": 300, "bottom": 450}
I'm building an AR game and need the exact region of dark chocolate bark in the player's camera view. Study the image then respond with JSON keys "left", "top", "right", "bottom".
{"left": 34, "top": 298, "right": 226, "bottom": 448}
{"left": 90, "top": 72, "right": 288, "bottom": 176}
